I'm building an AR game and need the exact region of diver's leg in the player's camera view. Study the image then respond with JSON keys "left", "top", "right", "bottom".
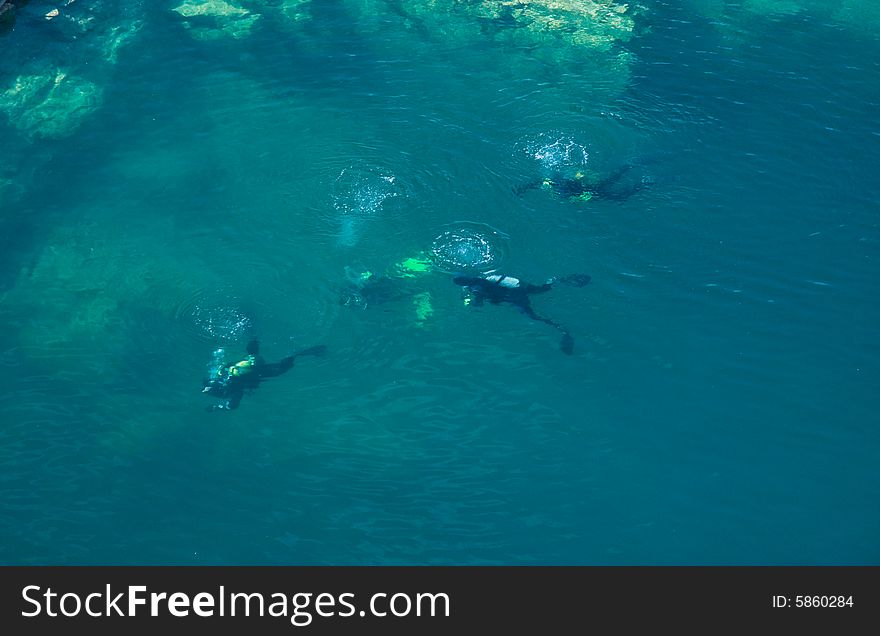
{"left": 520, "top": 304, "right": 552, "bottom": 324}
{"left": 294, "top": 345, "right": 327, "bottom": 358}
{"left": 259, "top": 356, "right": 295, "bottom": 378}
{"left": 595, "top": 164, "right": 633, "bottom": 190}
{"left": 593, "top": 164, "right": 646, "bottom": 202}
{"left": 258, "top": 345, "right": 325, "bottom": 378}
{"left": 523, "top": 283, "right": 553, "bottom": 295}
{"left": 513, "top": 180, "right": 543, "bottom": 196}
{"left": 555, "top": 274, "right": 591, "bottom": 287}
{"left": 518, "top": 302, "right": 574, "bottom": 354}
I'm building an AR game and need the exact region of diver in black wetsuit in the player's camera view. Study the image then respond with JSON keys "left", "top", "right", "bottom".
{"left": 202, "top": 338, "right": 326, "bottom": 411}
{"left": 453, "top": 273, "right": 591, "bottom": 355}
{"left": 339, "top": 267, "right": 413, "bottom": 309}
{"left": 514, "top": 163, "right": 648, "bottom": 203}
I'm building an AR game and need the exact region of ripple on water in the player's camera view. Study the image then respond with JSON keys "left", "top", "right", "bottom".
{"left": 331, "top": 163, "right": 407, "bottom": 248}
{"left": 174, "top": 287, "right": 254, "bottom": 344}
{"left": 515, "top": 131, "right": 591, "bottom": 179}
{"left": 428, "top": 222, "right": 510, "bottom": 274}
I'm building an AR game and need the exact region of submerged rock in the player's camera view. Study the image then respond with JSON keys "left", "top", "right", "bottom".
{"left": 342, "top": 0, "right": 639, "bottom": 99}
{"left": 173, "top": 0, "right": 260, "bottom": 40}
{"left": 101, "top": 21, "right": 144, "bottom": 64}
{"left": 470, "top": 0, "right": 636, "bottom": 51}
{"left": 4, "top": 215, "right": 205, "bottom": 377}
{"left": 279, "top": 0, "right": 310, "bottom": 23}
{"left": 0, "top": 69, "right": 102, "bottom": 138}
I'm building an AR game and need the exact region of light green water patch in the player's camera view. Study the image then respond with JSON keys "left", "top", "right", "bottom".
{"left": 0, "top": 176, "right": 18, "bottom": 209}
{"left": 61, "top": 67, "right": 397, "bottom": 354}
{"left": 741, "top": 0, "right": 880, "bottom": 26}
{"left": 4, "top": 208, "right": 216, "bottom": 379}
{"left": 99, "top": 144, "right": 209, "bottom": 195}
{"left": 743, "top": 0, "right": 803, "bottom": 14}
{"left": 685, "top": 0, "right": 880, "bottom": 39}
{"left": 832, "top": 0, "right": 880, "bottom": 32}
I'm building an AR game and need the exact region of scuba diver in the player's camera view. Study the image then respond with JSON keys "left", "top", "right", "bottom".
{"left": 340, "top": 252, "right": 591, "bottom": 353}
{"left": 453, "top": 273, "right": 591, "bottom": 355}
{"left": 514, "top": 163, "right": 648, "bottom": 203}
{"left": 339, "top": 266, "right": 414, "bottom": 310}
{"left": 339, "top": 257, "right": 436, "bottom": 325}
{"left": 202, "top": 338, "right": 326, "bottom": 411}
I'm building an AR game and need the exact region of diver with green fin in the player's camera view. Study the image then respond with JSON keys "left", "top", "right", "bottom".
{"left": 340, "top": 250, "right": 590, "bottom": 353}
{"left": 203, "top": 338, "right": 326, "bottom": 411}
{"left": 339, "top": 254, "right": 436, "bottom": 326}
{"left": 514, "top": 163, "right": 648, "bottom": 203}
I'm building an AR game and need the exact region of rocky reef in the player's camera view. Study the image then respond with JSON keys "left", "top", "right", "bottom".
{"left": 340, "top": 0, "right": 640, "bottom": 100}
{"left": 468, "top": 0, "right": 636, "bottom": 51}
{"left": 3, "top": 211, "right": 209, "bottom": 379}
{"left": 170, "top": 0, "right": 313, "bottom": 40}
{"left": 172, "top": 0, "right": 260, "bottom": 40}
{"left": 345, "top": 0, "right": 636, "bottom": 53}
{"left": 0, "top": 0, "right": 145, "bottom": 214}
{"left": 0, "top": 69, "right": 102, "bottom": 138}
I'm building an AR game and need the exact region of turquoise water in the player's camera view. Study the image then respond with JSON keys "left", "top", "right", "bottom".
{"left": 0, "top": 1, "right": 878, "bottom": 564}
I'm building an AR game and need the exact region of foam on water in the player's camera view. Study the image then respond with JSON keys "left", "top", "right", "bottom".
{"left": 428, "top": 223, "right": 510, "bottom": 274}
{"left": 332, "top": 165, "right": 406, "bottom": 247}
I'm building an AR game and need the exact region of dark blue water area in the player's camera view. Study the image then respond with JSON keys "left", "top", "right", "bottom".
{"left": 0, "top": 1, "right": 877, "bottom": 564}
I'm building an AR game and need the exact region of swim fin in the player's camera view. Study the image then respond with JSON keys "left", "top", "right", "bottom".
{"left": 294, "top": 345, "right": 327, "bottom": 358}
{"left": 556, "top": 274, "right": 591, "bottom": 288}
{"left": 560, "top": 332, "right": 574, "bottom": 355}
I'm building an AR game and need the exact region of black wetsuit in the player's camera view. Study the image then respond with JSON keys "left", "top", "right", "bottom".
{"left": 515, "top": 164, "right": 646, "bottom": 202}
{"left": 453, "top": 274, "right": 582, "bottom": 354}
{"left": 203, "top": 339, "right": 324, "bottom": 410}
{"left": 340, "top": 272, "right": 411, "bottom": 309}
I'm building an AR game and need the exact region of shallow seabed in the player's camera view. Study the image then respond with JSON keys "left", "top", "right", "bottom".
{"left": 0, "top": 0, "right": 878, "bottom": 564}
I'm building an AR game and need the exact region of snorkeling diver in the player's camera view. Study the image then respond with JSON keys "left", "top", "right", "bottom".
{"left": 202, "top": 338, "right": 326, "bottom": 411}
{"left": 453, "top": 273, "right": 591, "bottom": 355}
{"left": 514, "top": 163, "right": 648, "bottom": 203}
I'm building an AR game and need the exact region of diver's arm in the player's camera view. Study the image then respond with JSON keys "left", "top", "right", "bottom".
{"left": 225, "top": 389, "right": 243, "bottom": 410}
